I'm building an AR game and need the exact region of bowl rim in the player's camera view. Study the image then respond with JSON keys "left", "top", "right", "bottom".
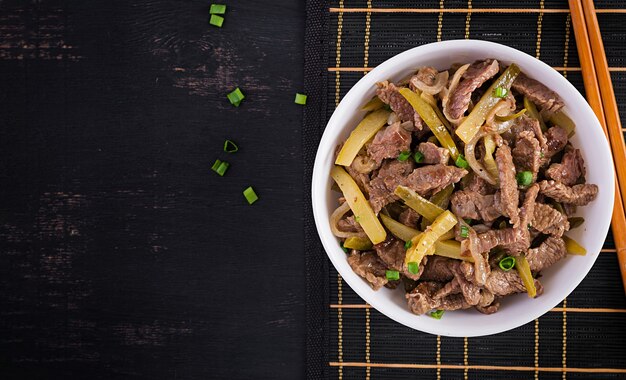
{"left": 311, "top": 39, "right": 614, "bottom": 337}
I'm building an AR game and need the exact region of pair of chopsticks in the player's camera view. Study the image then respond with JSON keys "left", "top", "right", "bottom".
{"left": 569, "top": 0, "right": 626, "bottom": 294}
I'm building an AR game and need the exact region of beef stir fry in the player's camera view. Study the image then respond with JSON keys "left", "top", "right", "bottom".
{"left": 330, "top": 59, "right": 598, "bottom": 317}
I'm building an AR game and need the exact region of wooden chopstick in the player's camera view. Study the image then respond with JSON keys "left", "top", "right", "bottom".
{"left": 582, "top": 0, "right": 626, "bottom": 211}
{"left": 569, "top": 0, "right": 626, "bottom": 294}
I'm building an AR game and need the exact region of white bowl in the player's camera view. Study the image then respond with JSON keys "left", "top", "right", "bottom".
{"left": 311, "top": 40, "right": 614, "bottom": 337}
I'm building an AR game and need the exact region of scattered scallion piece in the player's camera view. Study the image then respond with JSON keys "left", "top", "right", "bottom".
{"left": 398, "top": 151, "right": 411, "bottom": 161}
{"left": 227, "top": 87, "right": 244, "bottom": 106}
{"left": 210, "top": 14, "right": 224, "bottom": 27}
{"left": 460, "top": 225, "right": 469, "bottom": 238}
{"left": 223, "top": 139, "right": 238, "bottom": 153}
{"left": 516, "top": 171, "right": 533, "bottom": 186}
{"left": 499, "top": 256, "right": 516, "bottom": 271}
{"left": 294, "top": 93, "right": 308, "bottom": 105}
{"left": 407, "top": 261, "right": 419, "bottom": 275}
{"left": 385, "top": 270, "right": 400, "bottom": 281}
{"left": 494, "top": 86, "right": 508, "bottom": 98}
{"left": 210, "top": 4, "right": 226, "bottom": 14}
{"left": 243, "top": 186, "right": 258, "bottom": 204}
{"left": 414, "top": 151, "right": 425, "bottom": 163}
{"left": 429, "top": 310, "right": 445, "bottom": 319}
{"left": 212, "top": 160, "right": 229, "bottom": 176}
{"left": 455, "top": 154, "right": 469, "bottom": 169}
{"left": 211, "top": 159, "right": 222, "bottom": 172}
{"left": 464, "top": 218, "right": 473, "bottom": 225}
{"left": 404, "top": 240, "right": 413, "bottom": 249}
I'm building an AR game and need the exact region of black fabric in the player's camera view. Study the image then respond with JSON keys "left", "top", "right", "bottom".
{"left": 304, "top": 1, "right": 626, "bottom": 379}
{"left": 303, "top": 0, "right": 330, "bottom": 378}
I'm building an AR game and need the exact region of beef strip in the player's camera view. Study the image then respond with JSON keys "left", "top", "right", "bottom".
{"left": 398, "top": 208, "right": 420, "bottom": 228}
{"left": 406, "top": 282, "right": 472, "bottom": 315}
{"left": 373, "top": 236, "right": 405, "bottom": 271}
{"left": 539, "top": 180, "right": 599, "bottom": 206}
{"left": 367, "top": 121, "right": 412, "bottom": 165}
{"left": 446, "top": 59, "right": 500, "bottom": 120}
{"left": 404, "top": 164, "right": 467, "bottom": 197}
{"left": 512, "top": 130, "right": 541, "bottom": 180}
{"left": 532, "top": 203, "right": 570, "bottom": 237}
{"left": 511, "top": 115, "right": 547, "bottom": 148}
{"left": 465, "top": 173, "right": 497, "bottom": 195}
{"left": 418, "top": 142, "right": 450, "bottom": 165}
{"left": 475, "top": 300, "right": 501, "bottom": 314}
{"left": 527, "top": 236, "right": 567, "bottom": 272}
{"left": 543, "top": 126, "right": 569, "bottom": 161}
{"left": 511, "top": 72, "right": 565, "bottom": 114}
{"left": 545, "top": 147, "right": 585, "bottom": 186}
{"left": 484, "top": 268, "right": 544, "bottom": 297}
{"left": 368, "top": 159, "right": 415, "bottom": 213}
{"left": 376, "top": 81, "right": 424, "bottom": 130}
{"left": 474, "top": 228, "right": 519, "bottom": 254}
{"left": 347, "top": 251, "right": 388, "bottom": 290}
{"left": 563, "top": 203, "right": 577, "bottom": 216}
{"left": 451, "top": 261, "right": 482, "bottom": 305}
{"left": 419, "top": 255, "right": 455, "bottom": 282}
{"left": 451, "top": 190, "right": 502, "bottom": 222}
{"left": 337, "top": 216, "right": 364, "bottom": 233}
{"left": 345, "top": 164, "right": 372, "bottom": 196}
{"left": 495, "top": 144, "right": 520, "bottom": 225}
{"left": 433, "top": 278, "right": 461, "bottom": 299}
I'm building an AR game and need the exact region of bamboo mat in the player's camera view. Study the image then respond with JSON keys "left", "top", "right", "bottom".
{"left": 303, "top": 1, "right": 626, "bottom": 379}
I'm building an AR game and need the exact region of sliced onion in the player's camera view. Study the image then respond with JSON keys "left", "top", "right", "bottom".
{"left": 468, "top": 227, "right": 490, "bottom": 286}
{"left": 351, "top": 155, "right": 378, "bottom": 174}
{"left": 465, "top": 130, "right": 498, "bottom": 185}
{"left": 484, "top": 100, "right": 518, "bottom": 135}
{"left": 411, "top": 70, "right": 449, "bottom": 96}
{"left": 330, "top": 202, "right": 367, "bottom": 239}
{"left": 442, "top": 63, "right": 470, "bottom": 125}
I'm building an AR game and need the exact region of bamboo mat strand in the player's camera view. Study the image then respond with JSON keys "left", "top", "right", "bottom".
{"left": 304, "top": 1, "right": 626, "bottom": 379}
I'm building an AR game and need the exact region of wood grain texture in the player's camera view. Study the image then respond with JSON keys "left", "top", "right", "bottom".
{"left": 0, "top": 0, "right": 305, "bottom": 379}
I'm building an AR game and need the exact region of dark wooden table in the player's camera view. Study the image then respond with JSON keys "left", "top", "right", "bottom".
{"left": 0, "top": 1, "right": 305, "bottom": 378}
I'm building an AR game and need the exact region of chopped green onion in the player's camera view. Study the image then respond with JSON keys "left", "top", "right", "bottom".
{"left": 223, "top": 139, "right": 238, "bottom": 153}
{"left": 460, "top": 225, "right": 469, "bottom": 238}
{"left": 210, "top": 4, "right": 226, "bottom": 14}
{"left": 463, "top": 218, "right": 473, "bottom": 225}
{"left": 340, "top": 242, "right": 348, "bottom": 253}
{"left": 407, "top": 261, "right": 419, "bottom": 275}
{"left": 243, "top": 186, "right": 258, "bottom": 204}
{"left": 385, "top": 270, "right": 400, "bottom": 281}
{"left": 429, "top": 310, "right": 445, "bottom": 319}
{"left": 455, "top": 154, "right": 469, "bottom": 169}
{"left": 227, "top": 87, "right": 245, "bottom": 106}
{"left": 397, "top": 151, "right": 411, "bottom": 161}
{"left": 354, "top": 215, "right": 361, "bottom": 223}
{"left": 210, "top": 14, "right": 224, "bottom": 27}
{"left": 540, "top": 152, "right": 545, "bottom": 158}
{"left": 413, "top": 151, "right": 425, "bottom": 163}
{"left": 404, "top": 240, "right": 412, "bottom": 249}
{"left": 294, "top": 93, "right": 308, "bottom": 105}
{"left": 499, "top": 256, "right": 516, "bottom": 271}
{"left": 494, "top": 87, "right": 508, "bottom": 98}
{"left": 516, "top": 171, "right": 533, "bottom": 186}
{"left": 211, "top": 159, "right": 222, "bottom": 172}
{"left": 211, "top": 159, "right": 229, "bottom": 176}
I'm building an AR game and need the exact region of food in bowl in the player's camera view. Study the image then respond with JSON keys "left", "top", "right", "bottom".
{"left": 329, "top": 59, "right": 598, "bottom": 317}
